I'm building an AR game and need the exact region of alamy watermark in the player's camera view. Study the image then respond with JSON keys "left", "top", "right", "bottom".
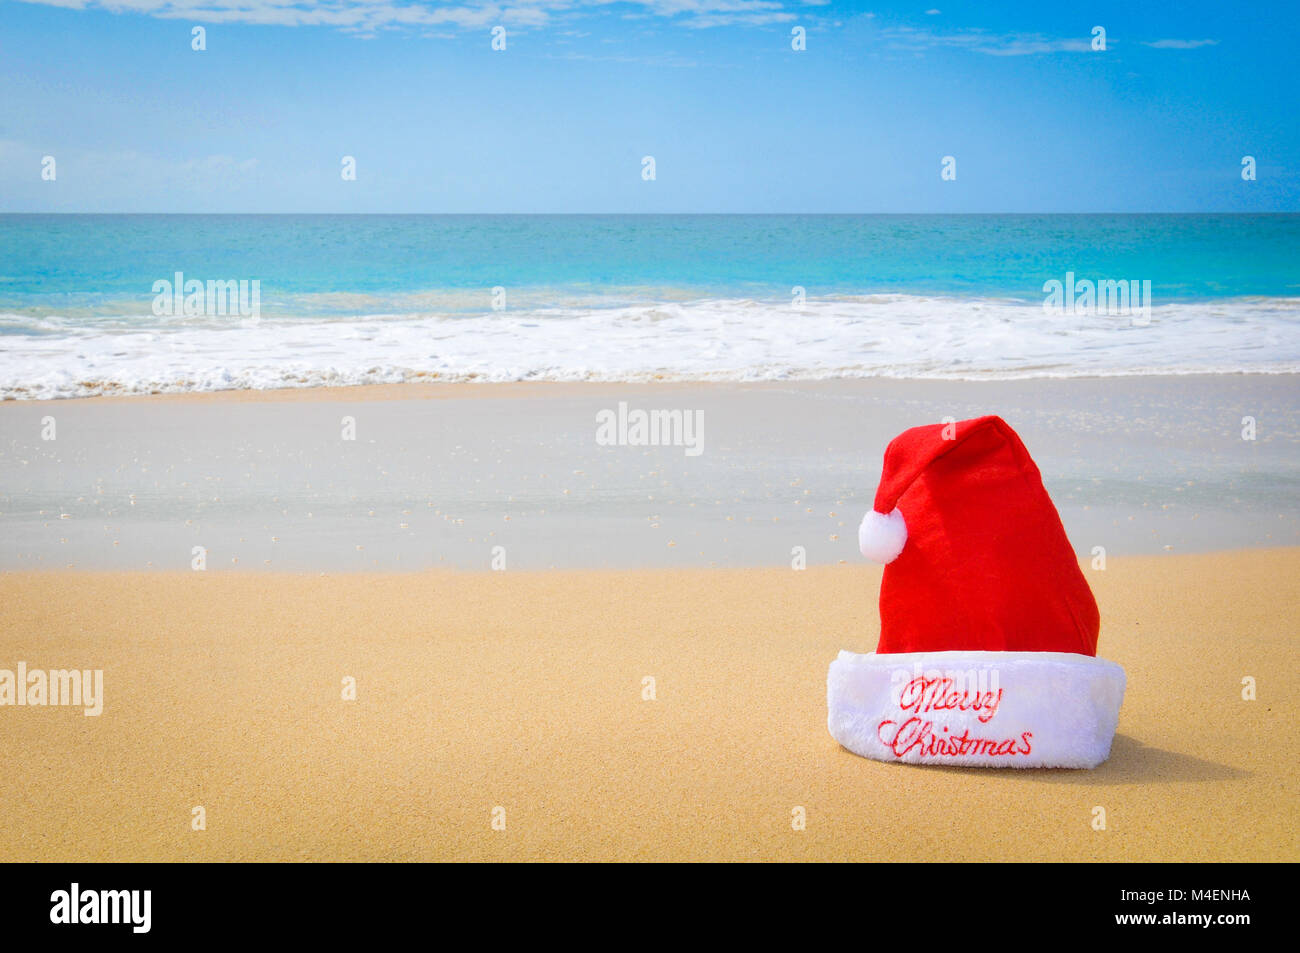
{"left": 1043, "top": 271, "right": 1151, "bottom": 325}
{"left": 152, "top": 271, "right": 261, "bottom": 324}
{"left": 1, "top": 662, "right": 103, "bottom": 716}
{"left": 50, "top": 883, "right": 150, "bottom": 933}
{"left": 596, "top": 401, "right": 703, "bottom": 457}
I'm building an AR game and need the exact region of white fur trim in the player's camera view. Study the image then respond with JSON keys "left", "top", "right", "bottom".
{"left": 858, "top": 508, "right": 907, "bottom": 563}
{"left": 827, "top": 649, "right": 1125, "bottom": 769}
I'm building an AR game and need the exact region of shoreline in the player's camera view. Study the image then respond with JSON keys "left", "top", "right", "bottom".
{"left": 4, "top": 289, "right": 1297, "bottom": 402}
{"left": 1, "top": 369, "right": 1297, "bottom": 408}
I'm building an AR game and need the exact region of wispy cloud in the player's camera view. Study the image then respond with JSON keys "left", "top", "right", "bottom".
{"left": 879, "top": 25, "right": 1093, "bottom": 56}
{"left": 1143, "top": 38, "right": 1219, "bottom": 49}
{"left": 877, "top": 23, "right": 1223, "bottom": 57}
{"left": 548, "top": 50, "right": 701, "bottom": 68}
{"left": 12, "top": 0, "right": 802, "bottom": 32}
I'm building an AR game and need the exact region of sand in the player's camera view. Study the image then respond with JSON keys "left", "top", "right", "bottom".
{"left": 2, "top": 549, "right": 1296, "bottom": 862}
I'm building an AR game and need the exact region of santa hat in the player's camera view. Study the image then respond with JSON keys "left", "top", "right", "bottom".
{"left": 827, "top": 415, "right": 1125, "bottom": 768}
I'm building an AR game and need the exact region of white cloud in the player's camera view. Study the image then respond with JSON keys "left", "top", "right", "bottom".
{"left": 12, "top": 0, "right": 802, "bottom": 32}
{"left": 1142, "top": 38, "right": 1218, "bottom": 49}
{"left": 873, "top": 22, "right": 1221, "bottom": 57}
{"left": 879, "top": 25, "right": 1093, "bottom": 56}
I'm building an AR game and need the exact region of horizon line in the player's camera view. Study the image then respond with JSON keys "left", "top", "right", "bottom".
{"left": 3, "top": 210, "right": 1297, "bottom": 216}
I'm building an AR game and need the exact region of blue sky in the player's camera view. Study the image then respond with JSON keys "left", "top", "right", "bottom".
{"left": 1, "top": 0, "right": 1296, "bottom": 212}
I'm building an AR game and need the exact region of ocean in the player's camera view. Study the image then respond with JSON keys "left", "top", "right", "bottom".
{"left": 1, "top": 213, "right": 1297, "bottom": 399}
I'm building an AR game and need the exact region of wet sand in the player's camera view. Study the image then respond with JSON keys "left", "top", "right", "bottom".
{"left": 1, "top": 375, "right": 1296, "bottom": 570}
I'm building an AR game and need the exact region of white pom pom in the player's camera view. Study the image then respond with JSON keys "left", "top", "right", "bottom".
{"left": 859, "top": 508, "right": 907, "bottom": 563}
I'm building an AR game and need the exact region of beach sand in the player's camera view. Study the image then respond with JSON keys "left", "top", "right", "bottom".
{"left": 2, "top": 550, "right": 1296, "bottom": 862}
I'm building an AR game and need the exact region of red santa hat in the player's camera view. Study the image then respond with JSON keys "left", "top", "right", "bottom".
{"left": 827, "top": 415, "right": 1125, "bottom": 768}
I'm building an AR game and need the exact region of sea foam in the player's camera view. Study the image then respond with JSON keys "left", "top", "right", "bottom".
{"left": 1, "top": 294, "right": 1297, "bottom": 400}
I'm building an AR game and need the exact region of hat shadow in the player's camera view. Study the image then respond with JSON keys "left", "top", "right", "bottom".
{"left": 894, "top": 734, "right": 1248, "bottom": 785}
{"left": 1053, "top": 734, "right": 1248, "bottom": 785}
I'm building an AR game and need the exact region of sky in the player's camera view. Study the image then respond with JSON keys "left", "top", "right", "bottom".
{"left": 0, "top": 0, "right": 1296, "bottom": 213}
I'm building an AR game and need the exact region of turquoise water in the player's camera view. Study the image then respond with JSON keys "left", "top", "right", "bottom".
{"left": 3, "top": 213, "right": 1298, "bottom": 308}
{"left": 1, "top": 214, "right": 1297, "bottom": 398}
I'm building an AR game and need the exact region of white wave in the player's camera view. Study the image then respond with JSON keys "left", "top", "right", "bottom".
{"left": 1, "top": 294, "right": 1297, "bottom": 399}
